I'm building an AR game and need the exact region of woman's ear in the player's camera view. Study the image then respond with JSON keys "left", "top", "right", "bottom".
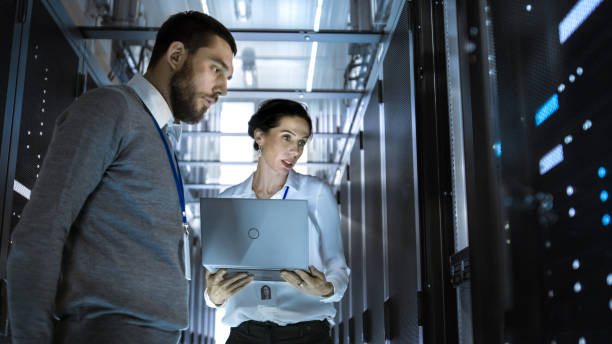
{"left": 165, "top": 41, "right": 187, "bottom": 72}
{"left": 253, "top": 128, "right": 265, "bottom": 149}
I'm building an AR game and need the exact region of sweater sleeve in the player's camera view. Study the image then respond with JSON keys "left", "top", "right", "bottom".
{"left": 6, "top": 88, "right": 127, "bottom": 342}
{"left": 314, "top": 182, "right": 350, "bottom": 303}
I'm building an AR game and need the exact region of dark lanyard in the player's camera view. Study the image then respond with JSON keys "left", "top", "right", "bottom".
{"left": 149, "top": 115, "right": 189, "bottom": 235}
{"left": 282, "top": 185, "right": 289, "bottom": 199}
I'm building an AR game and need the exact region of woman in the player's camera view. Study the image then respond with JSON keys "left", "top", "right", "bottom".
{"left": 204, "top": 99, "right": 350, "bottom": 343}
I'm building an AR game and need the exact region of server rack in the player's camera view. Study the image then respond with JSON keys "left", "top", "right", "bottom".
{"left": 453, "top": 0, "right": 612, "bottom": 342}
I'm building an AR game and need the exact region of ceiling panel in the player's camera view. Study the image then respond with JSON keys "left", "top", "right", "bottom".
{"left": 59, "top": 0, "right": 404, "bottom": 230}
{"left": 228, "top": 41, "right": 360, "bottom": 90}
{"left": 142, "top": 0, "right": 354, "bottom": 31}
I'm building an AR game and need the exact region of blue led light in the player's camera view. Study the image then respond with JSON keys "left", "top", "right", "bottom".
{"left": 601, "top": 190, "right": 609, "bottom": 202}
{"left": 603, "top": 214, "right": 611, "bottom": 226}
{"left": 598, "top": 167, "right": 607, "bottom": 178}
{"left": 559, "top": 0, "right": 604, "bottom": 44}
{"left": 535, "top": 94, "right": 559, "bottom": 126}
{"left": 493, "top": 142, "right": 502, "bottom": 157}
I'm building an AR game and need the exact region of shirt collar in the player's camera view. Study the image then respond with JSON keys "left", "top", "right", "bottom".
{"left": 285, "top": 169, "right": 300, "bottom": 192}
{"left": 239, "top": 169, "right": 301, "bottom": 197}
{"left": 127, "top": 74, "right": 175, "bottom": 128}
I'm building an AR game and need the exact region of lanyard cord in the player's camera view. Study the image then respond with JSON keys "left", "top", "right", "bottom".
{"left": 282, "top": 185, "right": 289, "bottom": 200}
{"left": 149, "top": 116, "right": 188, "bottom": 230}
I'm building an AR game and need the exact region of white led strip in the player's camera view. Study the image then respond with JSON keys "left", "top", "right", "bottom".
{"left": 306, "top": 0, "right": 324, "bottom": 92}
{"left": 13, "top": 179, "right": 31, "bottom": 200}
{"left": 559, "top": 0, "right": 604, "bottom": 44}
{"left": 539, "top": 144, "right": 564, "bottom": 175}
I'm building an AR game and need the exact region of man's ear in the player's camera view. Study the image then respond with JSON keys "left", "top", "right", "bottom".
{"left": 165, "top": 41, "right": 187, "bottom": 72}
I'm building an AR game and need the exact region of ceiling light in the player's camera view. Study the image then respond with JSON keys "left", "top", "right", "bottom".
{"left": 200, "top": 0, "right": 209, "bottom": 14}
{"left": 314, "top": 0, "right": 324, "bottom": 32}
{"left": 306, "top": 42, "right": 318, "bottom": 92}
{"left": 234, "top": 0, "right": 251, "bottom": 22}
{"left": 307, "top": 0, "right": 324, "bottom": 92}
{"left": 241, "top": 47, "right": 257, "bottom": 88}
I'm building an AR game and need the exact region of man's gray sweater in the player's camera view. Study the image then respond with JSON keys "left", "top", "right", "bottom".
{"left": 7, "top": 85, "right": 189, "bottom": 342}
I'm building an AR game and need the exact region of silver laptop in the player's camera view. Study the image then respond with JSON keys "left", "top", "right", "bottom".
{"left": 200, "top": 198, "right": 309, "bottom": 281}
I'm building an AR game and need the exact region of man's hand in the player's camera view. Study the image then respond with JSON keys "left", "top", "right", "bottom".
{"left": 280, "top": 265, "right": 334, "bottom": 298}
{"left": 205, "top": 269, "right": 254, "bottom": 306}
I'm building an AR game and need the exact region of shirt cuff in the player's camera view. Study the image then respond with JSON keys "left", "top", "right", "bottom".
{"left": 320, "top": 276, "right": 343, "bottom": 303}
{"left": 203, "top": 287, "right": 226, "bottom": 308}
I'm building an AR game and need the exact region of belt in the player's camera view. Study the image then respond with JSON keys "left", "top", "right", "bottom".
{"left": 238, "top": 320, "right": 329, "bottom": 337}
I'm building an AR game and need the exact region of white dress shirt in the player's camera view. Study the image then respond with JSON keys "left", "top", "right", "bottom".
{"left": 127, "top": 74, "right": 181, "bottom": 149}
{"left": 204, "top": 169, "right": 350, "bottom": 327}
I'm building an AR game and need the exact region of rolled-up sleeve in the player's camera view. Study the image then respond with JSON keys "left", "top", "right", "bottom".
{"left": 203, "top": 287, "right": 226, "bottom": 309}
{"left": 314, "top": 182, "right": 350, "bottom": 303}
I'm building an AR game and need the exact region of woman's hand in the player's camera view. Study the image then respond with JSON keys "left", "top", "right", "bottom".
{"left": 280, "top": 265, "right": 334, "bottom": 298}
{"left": 205, "top": 269, "right": 254, "bottom": 306}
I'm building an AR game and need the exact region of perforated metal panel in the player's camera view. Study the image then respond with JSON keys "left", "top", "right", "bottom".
{"left": 382, "top": 2, "right": 422, "bottom": 342}
{"left": 470, "top": 0, "right": 612, "bottom": 341}
{"left": 349, "top": 141, "right": 363, "bottom": 344}
{"left": 339, "top": 169, "right": 350, "bottom": 344}
{"left": 362, "top": 84, "right": 385, "bottom": 344}
{"left": 10, "top": 0, "right": 79, "bottom": 229}
{"left": 183, "top": 237, "right": 217, "bottom": 344}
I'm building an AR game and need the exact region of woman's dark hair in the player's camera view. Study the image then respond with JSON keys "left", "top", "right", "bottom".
{"left": 248, "top": 99, "right": 313, "bottom": 151}
{"left": 149, "top": 11, "right": 237, "bottom": 68}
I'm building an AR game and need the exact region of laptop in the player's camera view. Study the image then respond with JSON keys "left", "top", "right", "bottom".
{"left": 200, "top": 198, "right": 309, "bottom": 281}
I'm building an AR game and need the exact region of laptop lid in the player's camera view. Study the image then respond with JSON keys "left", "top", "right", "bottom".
{"left": 200, "top": 198, "right": 309, "bottom": 281}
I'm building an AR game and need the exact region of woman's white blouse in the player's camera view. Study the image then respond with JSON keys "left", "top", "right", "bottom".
{"left": 204, "top": 169, "right": 350, "bottom": 327}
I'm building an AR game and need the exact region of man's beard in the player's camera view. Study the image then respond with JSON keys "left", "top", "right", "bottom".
{"left": 170, "top": 59, "right": 208, "bottom": 124}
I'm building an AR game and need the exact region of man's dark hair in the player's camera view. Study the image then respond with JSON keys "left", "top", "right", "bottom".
{"left": 149, "top": 11, "right": 237, "bottom": 68}
{"left": 248, "top": 99, "right": 313, "bottom": 151}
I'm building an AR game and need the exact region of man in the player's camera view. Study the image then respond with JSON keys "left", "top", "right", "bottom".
{"left": 6, "top": 11, "right": 235, "bottom": 343}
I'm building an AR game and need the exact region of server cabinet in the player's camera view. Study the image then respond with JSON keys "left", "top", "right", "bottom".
{"left": 410, "top": 0, "right": 460, "bottom": 343}
{"left": 456, "top": 0, "right": 612, "bottom": 342}
{"left": 1, "top": 0, "right": 22, "bottom": 338}
{"left": 338, "top": 172, "right": 351, "bottom": 344}
{"left": 11, "top": 0, "right": 81, "bottom": 229}
{"left": 381, "top": 2, "right": 422, "bottom": 342}
{"left": 349, "top": 142, "right": 364, "bottom": 344}
{"left": 362, "top": 85, "right": 386, "bottom": 344}
{"left": 184, "top": 238, "right": 217, "bottom": 344}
